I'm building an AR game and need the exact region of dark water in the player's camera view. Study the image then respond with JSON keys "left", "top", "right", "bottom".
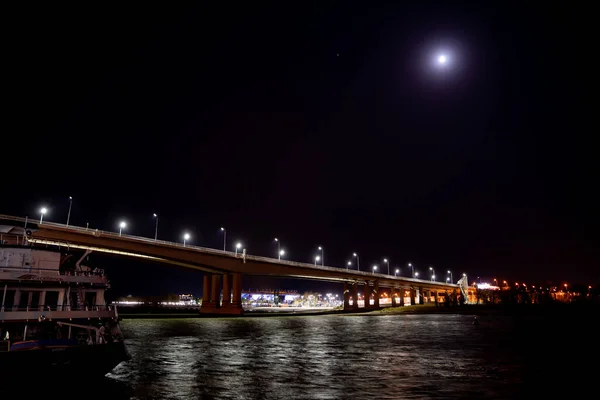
{"left": 4, "top": 313, "right": 596, "bottom": 398}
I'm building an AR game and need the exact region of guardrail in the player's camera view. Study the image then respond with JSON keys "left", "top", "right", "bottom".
{"left": 2, "top": 304, "right": 112, "bottom": 312}
{"left": 1, "top": 213, "right": 459, "bottom": 287}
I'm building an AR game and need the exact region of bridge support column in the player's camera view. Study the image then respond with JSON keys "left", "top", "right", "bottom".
{"left": 351, "top": 283, "right": 359, "bottom": 310}
{"left": 399, "top": 288, "right": 404, "bottom": 306}
{"left": 434, "top": 291, "right": 439, "bottom": 307}
{"left": 228, "top": 272, "right": 244, "bottom": 315}
{"left": 410, "top": 288, "right": 416, "bottom": 305}
{"left": 200, "top": 275, "right": 215, "bottom": 313}
{"left": 363, "top": 281, "right": 372, "bottom": 309}
{"left": 343, "top": 283, "right": 351, "bottom": 310}
{"left": 391, "top": 288, "right": 398, "bottom": 307}
{"left": 211, "top": 274, "right": 221, "bottom": 308}
{"left": 373, "top": 280, "right": 380, "bottom": 308}
{"left": 222, "top": 274, "right": 232, "bottom": 307}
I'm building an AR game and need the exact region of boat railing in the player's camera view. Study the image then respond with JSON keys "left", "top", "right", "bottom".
{"left": 3, "top": 304, "right": 113, "bottom": 312}
{"left": 0, "top": 265, "right": 106, "bottom": 277}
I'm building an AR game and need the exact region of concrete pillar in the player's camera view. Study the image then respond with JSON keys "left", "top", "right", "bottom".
{"left": 211, "top": 274, "right": 221, "bottom": 308}
{"left": 417, "top": 287, "right": 423, "bottom": 305}
{"left": 351, "top": 283, "right": 359, "bottom": 310}
{"left": 201, "top": 275, "right": 211, "bottom": 308}
{"left": 434, "top": 291, "right": 439, "bottom": 307}
{"left": 373, "top": 280, "right": 380, "bottom": 308}
{"left": 399, "top": 288, "right": 404, "bottom": 306}
{"left": 228, "top": 272, "right": 244, "bottom": 315}
{"left": 343, "top": 283, "right": 351, "bottom": 310}
{"left": 391, "top": 288, "right": 398, "bottom": 307}
{"left": 363, "top": 281, "right": 371, "bottom": 308}
{"left": 222, "top": 274, "right": 231, "bottom": 307}
{"left": 410, "top": 288, "right": 416, "bottom": 305}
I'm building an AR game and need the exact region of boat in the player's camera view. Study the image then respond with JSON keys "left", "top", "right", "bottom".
{"left": 0, "top": 221, "right": 130, "bottom": 380}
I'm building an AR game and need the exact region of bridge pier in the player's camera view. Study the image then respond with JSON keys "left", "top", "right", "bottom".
{"left": 434, "top": 291, "right": 439, "bottom": 307}
{"left": 222, "top": 273, "right": 231, "bottom": 307}
{"left": 399, "top": 288, "right": 404, "bottom": 306}
{"left": 391, "top": 288, "right": 398, "bottom": 307}
{"left": 220, "top": 272, "right": 244, "bottom": 315}
{"left": 373, "top": 280, "right": 380, "bottom": 308}
{"left": 364, "top": 281, "right": 372, "bottom": 309}
{"left": 351, "top": 282, "right": 359, "bottom": 310}
{"left": 200, "top": 273, "right": 244, "bottom": 315}
{"left": 410, "top": 288, "right": 416, "bottom": 305}
{"left": 343, "top": 283, "right": 351, "bottom": 310}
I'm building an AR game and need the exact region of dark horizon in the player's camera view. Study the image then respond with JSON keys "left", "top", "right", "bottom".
{"left": 3, "top": 2, "right": 597, "bottom": 295}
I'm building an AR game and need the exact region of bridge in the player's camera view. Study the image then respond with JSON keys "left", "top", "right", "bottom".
{"left": 0, "top": 214, "right": 465, "bottom": 315}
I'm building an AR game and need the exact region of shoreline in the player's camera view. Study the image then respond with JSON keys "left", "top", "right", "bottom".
{"left": 118, "top": 302, "right": 600, "bottom": 319}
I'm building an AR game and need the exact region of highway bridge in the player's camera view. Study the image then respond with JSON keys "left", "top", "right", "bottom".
{"left": 1, "top": 214, "right": 465, "bottom": 315}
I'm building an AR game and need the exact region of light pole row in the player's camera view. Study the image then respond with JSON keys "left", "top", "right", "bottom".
{"left": 35, "top": 204, "right": 462, "bottom": 281}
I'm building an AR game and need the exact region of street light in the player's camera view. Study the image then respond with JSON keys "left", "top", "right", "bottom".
{"left": 429, "top": 266, "right": 435, "bottom": 282}
{"left": 39, "top": 207, "right": 48, "bottom": 224}
{"left": 279, "top": 249, "right": 285, "bottom": 259}
{"left": 383, "top": 258, "right": 390, "bottom": 275}
{"left": 153, "top": 213, "right": 159, "bottom": 240}
{"left": 347, "top": 261, "right": 352, "bottom": 270}
{"left": 315, "top": 255, "right": 320, "bottom": 266}
{"left": 318, "top": 246, "right": 324, "bottom": 266}
{"left": 415, "top": 271, "right": 419, "bottom": 278}
{"left": 395, "top": 269, "right": 400, "bottom": 276}
{"left": 119, "top": 221, "right": 126, "bottom": 236}
{"left": 447, "top": 270, "right": 453, "bottom": 283}
{"left": 235, "top": 242, "right": 242, "bottom": 255}
{"left": 438, "top": 54, "right": 447, "bottom": 64}
{"left": 353, "top": 253, "right": 360, "bottom": 271}
{"left": 274, "top": 238, "right": 281, "bottom": 259}
{"left": 220, "top": 227, "right": 226, "bottom": 251}
{"left": 66, "top": 197, "right": 73, "bottom": 226}
{"left": 372, "top": 265, "right": 378, "bottom": 275}
{"left": 408, "top": 263, "right": 414, "bottom": 278}
{"left": 183, "top": 233, "right": 190, "bottom": 247}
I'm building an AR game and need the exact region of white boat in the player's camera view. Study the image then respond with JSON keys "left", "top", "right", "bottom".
{"left": 0, "top": 221, "right": 130, "bottom": 380}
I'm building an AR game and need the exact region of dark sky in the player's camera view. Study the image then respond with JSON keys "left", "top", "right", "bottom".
{"left": 3, "top": 2, "right": 597, "bottom": 296}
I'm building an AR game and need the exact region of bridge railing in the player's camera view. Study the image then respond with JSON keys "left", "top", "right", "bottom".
{"left": 1, "top": 214, "right": 459, "bottom": 287}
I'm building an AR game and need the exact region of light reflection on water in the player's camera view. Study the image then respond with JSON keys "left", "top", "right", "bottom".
{"left": 11, "top": 313, "right": 592, "bottom": 399}
{"left": 108, "top": 314, "right": 529, "bottom": 399}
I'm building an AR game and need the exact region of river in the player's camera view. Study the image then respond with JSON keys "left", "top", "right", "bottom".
{"left": 10, "top": 312, "right": 598, "bottom": 398}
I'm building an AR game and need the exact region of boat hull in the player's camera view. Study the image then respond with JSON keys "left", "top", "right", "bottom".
{"left": 0, "top": 341, "right": 130, "bottom": 379}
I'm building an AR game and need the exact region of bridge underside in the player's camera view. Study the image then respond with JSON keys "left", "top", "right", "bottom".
{"left": 0, "top": 219, "right": 462, "bottom": 316}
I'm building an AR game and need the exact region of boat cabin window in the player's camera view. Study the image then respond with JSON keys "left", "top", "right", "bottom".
{"left": 45, "top": 290, "right": 59, "bottom": 309}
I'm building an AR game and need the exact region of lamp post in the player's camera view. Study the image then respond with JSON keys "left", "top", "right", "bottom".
{"left": 429, "top": 266, "right": 435, "bottom": 282}
{"left": 183, "top": 233, "right": 190, "bottom": 247}
{"left": 415, "top": 271, "right": 419, "bottom": 278}
{"left": 408, "top": 263, "right": 414, "bottom": 278}
{"left": 347, "top": 261, "right": 351, "bottom": 270}
{"left": 153, "top": 213, "right": 159, "bottom": 240}
{"left": 119, "top": 221, "right": 126, "bottom": 236}
{"left": 235, "top": 242, "right": 242, "bottom": 255}
{"left": 353, "top": 253, "right": 360, "bottom": 271}
{"left": 383, "top": 258, "right": 390, "bottom": 275}
{"left": 274, "top": 238, "right": 281, "bottom": 259}
{"left": 395, "top": 268, "right": 400, "bottom": 277}
{"left": 315, "top": 255, "right": 320, "bottom": 266}
{"left": 220, "top": 227, "right": 226, "bottom": 251}
{"left": 372, "top": 265, "right": 378, "bottom": 275}
{"left": 318, "top": 246, "right": 324, "bottom": 266}
{"left": 447, "top": 270, "right": 453, "bottom": 283}
{"left": 39, "top": 207, "right": 47, "bottom": 224}
{"left": 66, "top": 197, "right": 73, "bottom": 226}
{"left": 279, "top": 249, "right": 285, "bottom": 260}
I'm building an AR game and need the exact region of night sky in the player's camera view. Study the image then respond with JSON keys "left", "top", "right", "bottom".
{"left": 3, "top": 2, "right": 597, "bottom": 297}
